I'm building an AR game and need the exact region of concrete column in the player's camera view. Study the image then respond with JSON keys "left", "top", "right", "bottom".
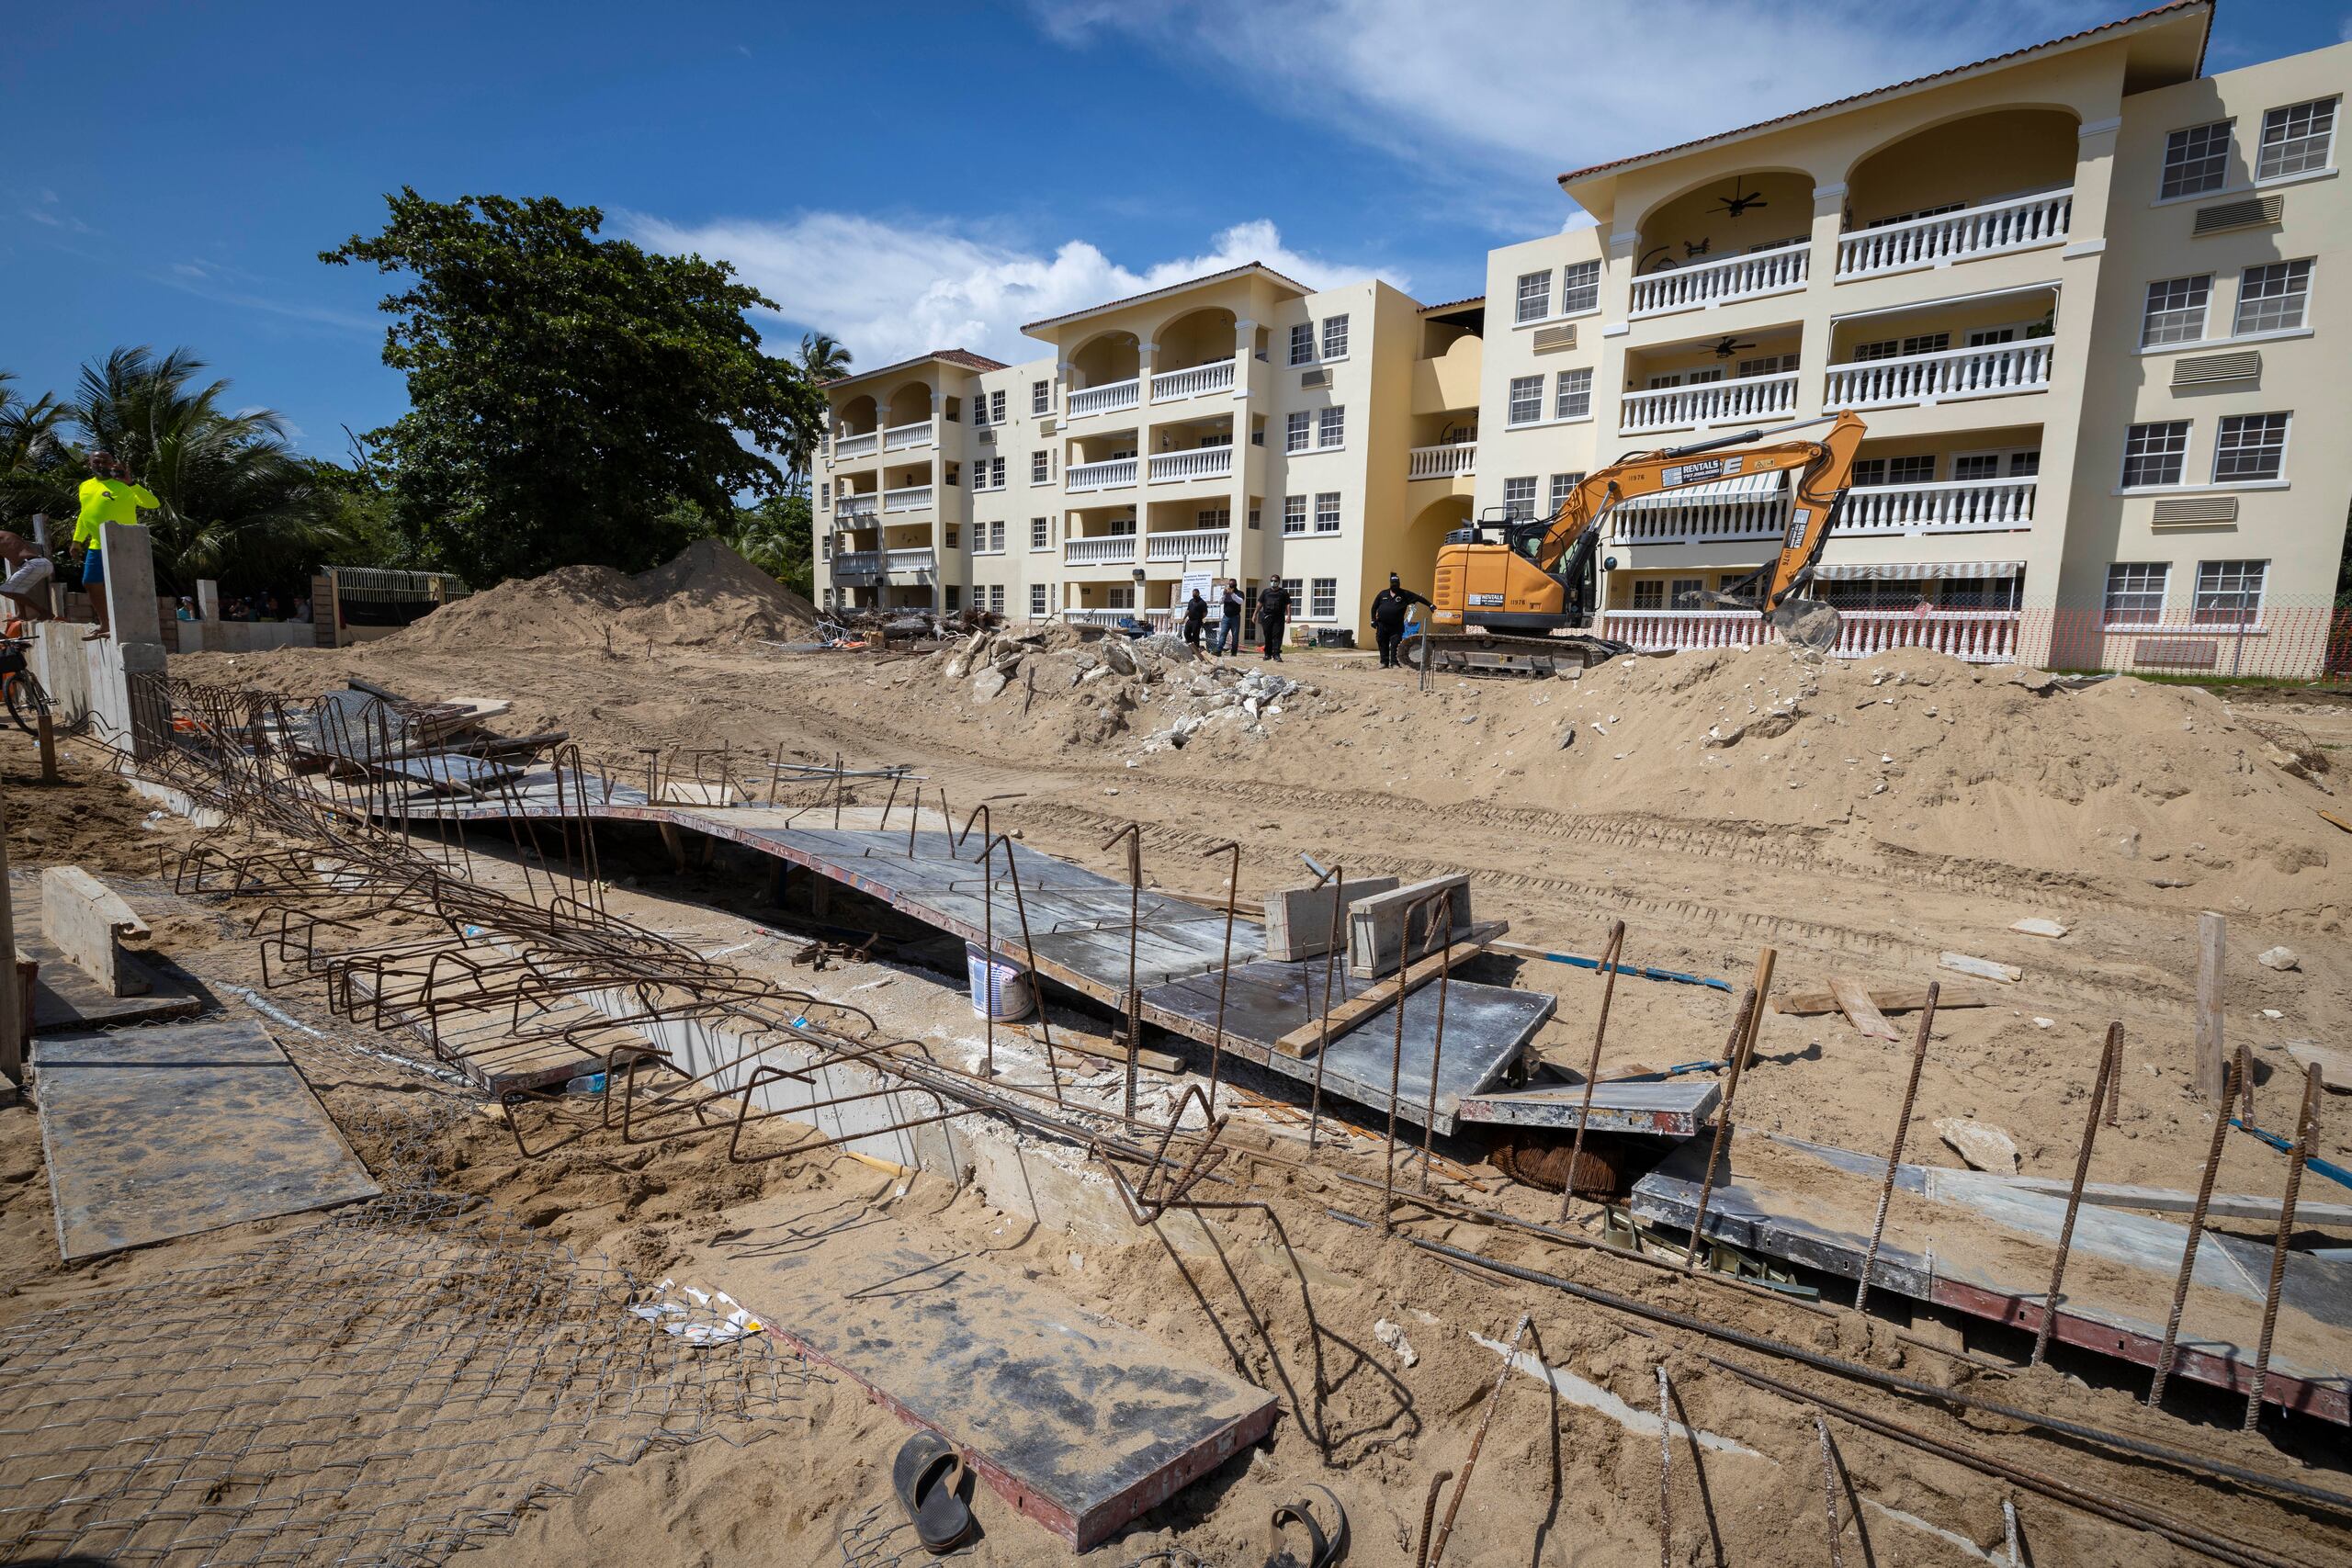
{"left": 91, "top": 522, "right": 170, "bottom": 759}
{"left": 196, "top": 579, "right": 220, "bottom": 621}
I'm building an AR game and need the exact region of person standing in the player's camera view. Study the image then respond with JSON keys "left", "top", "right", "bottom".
{"left": 0, "top": 531, "right": 56, "bottom": 624}
{"left": 1216, "top": 578, "right": 1243, "bottom": 656}
{"left": 1256, "top": 579, "right": 1292, "bottom": 661}
{"left": 73, "top": 450, "right": 160, "bottom": 641}
{"left": 1181, "top": 588, "right": 1208, "bottom": 650}
{"left": 1369, "top": 571, "right": 1431, "bottom": 669}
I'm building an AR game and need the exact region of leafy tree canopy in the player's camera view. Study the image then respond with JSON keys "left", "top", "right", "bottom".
{"left": 324, "top": 189, "right": 826, "bottom": 582}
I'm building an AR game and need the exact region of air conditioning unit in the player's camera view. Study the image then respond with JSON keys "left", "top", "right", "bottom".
{"left": 2151, "top": 494, "right": 2240, "bottom": 526}
{"left": 1300, "top": 367, "right": 1331, "bottom": 389}
{"left": 1532, "top": 324, "right": 1577, "bottom": 353}
{"left": 977, "top": 429, "right": 996, "bottom": 445}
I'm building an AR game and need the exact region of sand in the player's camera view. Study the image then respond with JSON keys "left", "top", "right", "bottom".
{"left": 385, "top": 539, "right": 817, "bottom": 653}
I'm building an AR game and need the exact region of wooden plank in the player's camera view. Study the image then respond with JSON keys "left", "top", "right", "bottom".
{"left": 2195, "top": 910, "right": 2226, "bottom": 1103}
{"left": 2319, "top": 808, "right": 2352, "bottom": 835}
{"left": 1773, "top": 985, "right": 1993, "bottom": 1016}
{"left": 1271, "top": 921, "right": 1503, "bottom": 1058}
{"left": 2287, "top": 1040, "right": 2352, "bottom": 1093}
{"left": 1015, "top": 1024, "right": 1182, "bottom": 1076}
{"left": 1826, "top": 976, "right": 1901, "bottom": 1042}
{"left": 1937, "top": 951, "right": 2019, "bottom": 984}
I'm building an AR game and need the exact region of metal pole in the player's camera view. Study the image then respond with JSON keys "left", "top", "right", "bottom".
{"left": 1558, "top": 919, "right": 1626, "bottom": 1220}
{"left": 2244, "top": 1062, "right": 2323, "bottom": 1431}
{"left": 981, "top": 805, "right": 996, "bottom": 1080}
{"left": 1419, "top": 888, "right": 1455, "bottom": 1193}
{"left": 1385, "top": 889, "right": 1449, "bottom": 1231}
{"left": 1203, "top": 840, "right": 1240, "bottom": 1117}
{"left": 1815, "top": 1412, "right": 1844, "bottom": 1568}
{"left": 2151, "top": 1046, "right": 2245, "bottom": 1408}
{"left": 1307, "top": 865, "right": 1342, "bottom": 1151}
{"left": 2031, "top": 1026, "right": 2120, "bottom": 1367}
{"left": 1683, "top": 979, "right": 1760, "bottom": 1271}
{"left": 1656, "top": 1364, "right": 1673, "bottom": 1568}
{"left": 1855, "top": 981, "right": 1937, "bottom": 1316}
{"left": 1424, "top": 1311, "right": 1531, "bottom": 1568}
{"left": 1101, "top": 823, "right": 1144, "bottom": 1120}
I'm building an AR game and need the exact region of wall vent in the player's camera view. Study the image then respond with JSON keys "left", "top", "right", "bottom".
{"left": 1532, "top": 324, "right": 1578, "bottom": 353}
{"left": 2150, "top": 494, "right": 2239, "bottom": 526}
{"left": 2192, "top": 195, "right": 2282, "bottom": 235}
{"left": 2173, "top": 350, "right": 2259, "bottom": 388}
{"left": 1299, "top": 367, "right": 1331, "bottom": 389}
{"left": 2133, "top": 638, "right": 2220, "bottom": 669}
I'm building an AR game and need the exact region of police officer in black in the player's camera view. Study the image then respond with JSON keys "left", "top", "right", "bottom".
{"left": 1368, "top": 571, "right": 1431, "bottom": 668}
{"left": 1256, "top": 580, "right": 1292, "bottom": 660}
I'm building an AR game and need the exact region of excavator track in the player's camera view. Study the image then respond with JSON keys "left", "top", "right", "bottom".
{"left": 1402, "top": 630, "right": 1633, "bottom": 679}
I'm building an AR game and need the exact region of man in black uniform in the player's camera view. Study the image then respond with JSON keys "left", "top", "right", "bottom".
{"left": 1256, "top": 579, "right": 1291, "bottom": 661}
{"left": 1368, "top": 571, "right": 1430, "bottom": 668}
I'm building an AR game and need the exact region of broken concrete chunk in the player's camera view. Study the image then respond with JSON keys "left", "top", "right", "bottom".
{"left": 1939, "top": 952, "right": 2021, "bottom": 984}
{"left": 1373, "top": 1317, "right": 1419, "bottom": 1369}
{"left": 969, "top": 668, "right": 1009, "bottom": 702}
{"left": 2284, "top": 1040, "right": 2351, "bottom": 1092}
{"left": 1934, "top": 1117, "right": 2020, "bottom": 1175}
{"left": 2257, "top": 945, "right": 2300, "bottom": 972}
{"left": 1101, "top": 639, "right": 1136, "bottom": 676}
{"left": 2008, "top": 918, "right": 2069, "bottom": 940}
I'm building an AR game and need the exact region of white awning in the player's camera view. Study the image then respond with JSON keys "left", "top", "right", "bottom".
{"left": 1814, "top": 558, "right": 2023, "bottom": 581}
{"left": 1615, "top": 469, "right": 1787, "bottom": 512}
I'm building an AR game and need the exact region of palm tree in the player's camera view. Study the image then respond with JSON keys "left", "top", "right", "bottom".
{"left": 783, "top": 333, "right": 852, "bottom": 494}
{"left": 0, "top": 372, "right": 73, "bottom": 531}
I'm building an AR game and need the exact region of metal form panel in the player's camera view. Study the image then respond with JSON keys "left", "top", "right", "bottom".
{"left": 1456, "top": 1077, "right": 1721, "bottom": 1135}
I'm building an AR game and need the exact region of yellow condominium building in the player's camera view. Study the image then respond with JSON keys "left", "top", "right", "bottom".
{"left": 819, "top": 2, "right": 2348, "bottom": 676}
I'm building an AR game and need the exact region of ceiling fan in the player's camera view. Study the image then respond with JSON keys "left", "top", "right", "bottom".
{"left": 1709, "top": 181, "right": 1769, "bottom": 218}
{"left": 1711, "top": 335, "right": 1758, "bottom": 359}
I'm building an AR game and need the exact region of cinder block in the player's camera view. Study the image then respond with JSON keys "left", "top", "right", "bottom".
{"left": 1261, "top": 876, "right": 1401, "bottom": 961}
{"left": 1348, "top": 874, "right": 1474, "bottom": 977}
{"left": 40, "top": 866, "right": 151, "bottom": 998}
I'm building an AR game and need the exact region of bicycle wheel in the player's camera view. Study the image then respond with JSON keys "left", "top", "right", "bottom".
{"left": 4, "top": 670, "right": 50, "bottom": 736}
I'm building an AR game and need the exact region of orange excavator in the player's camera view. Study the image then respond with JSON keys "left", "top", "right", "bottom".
{"left": 1407, "top": 411, "right": 1867, "bottom": 676}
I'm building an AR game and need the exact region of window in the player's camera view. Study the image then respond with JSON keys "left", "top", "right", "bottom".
{"left": 2194, "top": 559, "right": 2266, "bottom": 626}
{"left": 2160, "top": 119, "right": 2233, "bottom": 199}
{"left": 1314, "top": 492, "right": 1340, "bottom": 533}
{"left": 1508, "top": 374, "right": 1544, "bottom": 425}
{"left": 1515, "top": 269, "right": 1552, "bottom": 324}
{"left": 944, "top": 526, "right": 959, "bottom": 548}
{"left": 1951, "top": 454, "right": 2002, "bottom": 483}
{"left": 1285, "top": 411, "right": 1311, "bottom": 452}
{"left": 1310, "top": 577, "right": 1338, "bottom": 618}
{"left": 1965, "top": 327, "right": 2016, "bottom": 347}
{"left": 989, "top": 390, "right": 1006, "bottom": 424}
{"left": 1853, "top": 333, "right": 1950, "bottom": 361}
{"left": 1279, "top": 578, "right": 1303, "bottom": 615}
{"left": 1866, "top": 201, "right": 1963, "bottom": 228}
{"left": 1554, "top": 367, "right": 1592, "bottom": 421}
{"left": 1503, "top": 476, "right": 1537, "bottom": 520}
{"left": 2212, "top": 412, "right": 2290, "bottom": 482}
{"left": 989, "top": 456, "right": 1007, "bottom": 489}
{"left": 1736, "top": 354, "right": 1795, "bottom": 378}
{"left": 989, "top": 584, "right": 1005, "bottom": 614}
{"left": 820, "top": 534, "right": 831, "bottom": 560}
{"left": 1317, "top": 406, "right": 1345, "bottom": 448}
{"left": 2121, "top": 420, "right": 2191, "bottom": 488}
{"left": 1852, "top": 455, "right": 1935, "bottom": 487}
{"left": 1283, "top": 495, "right": 1307, "bottom": 535}
{"left": 1031, "top": 379, "right": 1051, "bottom": 415}
{"left": 2258, "top": 97, "right": 2336, "bottom": 180}
{"left": 973, "top": 395, "right": 989, "bottom": 428}
{"left": 2010, "top": 450, "right": 2041, "bottom": 477}
{"left": 819, "top": 481, "right": 831, "bottom": 509}
{"left": 2234, "top": 259, "right": 2312, "bottom": 334}
{"left": 2141, "top": 275, "right": 2211, "bottom": 346}
{"left": 1029, "top": 582, "right": 1048, "bottom": 616}
{"left": 1549, "top": 472, "right": 1584, "bottom": 512}
{"left": 1030, "top": 517, "right": 1049, "bottom": 550}
{"left": 1106, "top": 585, "right": 1134, "bottom": 610}
{"left": 1322, "top": 314, "right": 1350, "bottom": 359}
{"left": 944, "top": 586, "right": 961, "bottom": 611}
{"left": 1670, "top": 577, "right": 1705, "bottom": 609}
{"left": 1289, "top": 323, "right": 1315, "bottom": 366}
{"left": 1631, "top": 581, "right": 1664, "bottom": 610}
{"left": 1248, "top": 505, "right": 1261, "bottom": 530}
{"left": 1031, "top": 449, "right": 1050, "bottom": 484}
{"left": 987, "top": 520, "right": 1005, "bottom": 552}
{"left": 1561, "top": 259, "right": 1600, "bottom": 315}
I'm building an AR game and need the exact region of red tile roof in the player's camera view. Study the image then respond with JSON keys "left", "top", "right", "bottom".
{"left": 1555, "top": 1, "right": 2209, "bottom": 187}
{"left": 1020, "top": 262, "right": 1313, "bottom": 334}
{"left": 1419, "top": 295, "right": 1486, "bottom": 314}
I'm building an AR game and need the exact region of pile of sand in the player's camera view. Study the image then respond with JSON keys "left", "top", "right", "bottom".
{"left": 390, "top": 540, "right": 817, "bottom": 652}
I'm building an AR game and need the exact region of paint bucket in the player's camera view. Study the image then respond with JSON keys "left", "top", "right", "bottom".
{"left": 966, "top": 942, "right": 1035, "bottom": 1021}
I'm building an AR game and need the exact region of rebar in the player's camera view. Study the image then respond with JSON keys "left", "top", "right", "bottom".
{"left": 2150, "top": 1046, "right": 2246, "bottom": 1408}
{"left": 1102, "top": 822, "right": 1144, "bottom": 1120}
{"left": 1815, "top": 1412, "right": 1844, "bottom": 1568}
{"left": 1681, "top": 980, "right": 1760, "bottom": 1272}
{"left": 1202, "top": 840, "right": 1241, "bottom": 1117}
{"left": 1306, "top": 863, "right": 1343, "bottom": 1152}
{"left": 1423, "top": 1311, "right": 1531, "bottom": 1567}
{"left": 1854, "top": 981, "right": 1936, "bottom": 1316}
{"left": 2244, "top": 1062, "right": 2323, "bottom": 1431}
{"left": 2030, "top": 1024, "right": 2120, "bottom": 1368}
{"left": 1557, "top": 919, "right": 1625, "bottom": 1221}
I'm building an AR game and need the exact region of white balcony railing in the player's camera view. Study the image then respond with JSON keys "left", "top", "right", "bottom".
{"left": 832, "top": 551, "right": 881, "bottom": 577}
{"left": 1064, "top": 535, "right": 1137, "bottom": 566}
{"left": 1408, "top": 442, "right": 1476, "bottom": 480}
{"left": 1067, "top": 457, "right": 1138, "bottom": 492}
{"left": 832, "top": 430, "right": 878, "bottom": 459}
{"left": 1824, "top": 341, "right": 2051, "bottom": 411}
{"left": 1150, "top": 360, "right": 1237, "bottom": 402}
{"left": 1063, "top": 607, "right": 1171, "bottom": 630}
{"left": 882, "top": 484, "right": 933, "bottom": 513}
{"left": 1619, "top": 371, "right": 1797, "bottom": 434}
{"left": 1068, "top": 378, "right": 1142, "bottom": 419}
{"left": 1610, "top": 475, "right": 2038, "bottom": 547}
{"left": 1144, "top": 528, "right": 1232, "bottom": 563}
{"left": 1629, "top": 243, "right": 1808, "bottom": 318}
{"left": 883, "top": 548, "right": 936, "bottom": 576}
{"left": 1600, "top": 607, "right": 2019, "bottom": 663}
{"left": 881, "top": 419, "right": 934, "bottom": 452}
{"left": 837, "top": 493, "right": 878, "bottom": 520}
{"left": 1836, "top": 189, "right": 2074, "bottom": 280}
{"left": 1842, "top": 477, "right": 2038, "bottom": 535}
{"left": 1148, "top": 446, "right": 1234, "bottom": 484}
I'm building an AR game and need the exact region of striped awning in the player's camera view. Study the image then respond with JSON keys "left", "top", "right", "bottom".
{"left": 1814, "top": 558, "right": 2023, "bottom": 581}
{"left": 1615, "top": 469, "right": 1786, "bottom": 511}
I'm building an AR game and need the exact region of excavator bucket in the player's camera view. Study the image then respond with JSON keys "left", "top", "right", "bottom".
{"left": 1769, "top": 595, "right": 1842, "bottom": 656}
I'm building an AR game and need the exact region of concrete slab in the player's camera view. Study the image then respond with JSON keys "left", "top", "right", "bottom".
{"left": 32, "top": 1016, "right": 380, "bottom": 1260}
{"left": 1261, "top": 876, "right": 1399, "bottom": 962}
{"left": 40, "top": 866, "right": 150, "bottom": 997}
{"left": 1347, "top": 874, "right": 1474, "bottom": 977}
{"left": 709, "top": 1195, "right": 1274, "bottom": 1550}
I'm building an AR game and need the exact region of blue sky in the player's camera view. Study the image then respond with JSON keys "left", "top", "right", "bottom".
{"left": 5, "top": 0, "right": 2343, "bottom": 457}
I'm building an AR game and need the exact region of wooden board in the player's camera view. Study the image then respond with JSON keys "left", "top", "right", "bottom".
{"left": 1272, "top": 922, "right": 1505, "bottom": 1057}
{"left": 710, "top": 1196, "right": 1275, "bottom": 1551}
{"left": 1826, "top": 976, "right": 1901, "bottom": 1042}
{"left": 1938, "top": 951, "right": 2020, "bottom": 984}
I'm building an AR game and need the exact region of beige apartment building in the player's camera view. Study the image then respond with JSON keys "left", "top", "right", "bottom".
{"left": 819, "top": 1, "right": 2348, "bottom": 675}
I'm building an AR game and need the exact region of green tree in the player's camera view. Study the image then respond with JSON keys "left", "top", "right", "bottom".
{"left": 725, "top": 491, "right": 814, "bottom": 599}
{"left": 0, "top": 371, "right": 73, "bottom": 532}
{"left": 324, "top": 189, "right": 826, "bottom": 582}
{"left": 786, "top": 332, "right": 851, "bottom": 493}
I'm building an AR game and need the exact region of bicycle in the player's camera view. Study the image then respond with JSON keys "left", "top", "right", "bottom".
{"left": 0, "top": 636, "right": 51, "bottom": 737}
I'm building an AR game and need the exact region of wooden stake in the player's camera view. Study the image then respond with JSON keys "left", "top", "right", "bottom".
{"left": 2195, "top": 912, "right": 2226, "bottom": 1103}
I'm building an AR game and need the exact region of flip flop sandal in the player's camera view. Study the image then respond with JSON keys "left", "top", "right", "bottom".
{"left": 1262, "top": 1483, "right": 1348, "bottom": 1568}
{"left": 891, "top": 1429, "right": 976, "bottom": 1554}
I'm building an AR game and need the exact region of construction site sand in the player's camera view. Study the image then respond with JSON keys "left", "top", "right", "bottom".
{"left": 383, "top": 538, "right": 818, "bottom": 653}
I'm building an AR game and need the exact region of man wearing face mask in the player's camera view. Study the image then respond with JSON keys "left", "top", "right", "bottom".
{"left": 1368, "top": 571, "right": 1430, "bottom": 670}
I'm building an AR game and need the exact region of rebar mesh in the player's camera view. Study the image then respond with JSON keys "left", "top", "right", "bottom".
{"left": 0, "top": 1101, "right": 827, "bottom": 1566}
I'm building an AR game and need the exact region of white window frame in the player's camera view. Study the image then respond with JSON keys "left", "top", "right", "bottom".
{"left": 1630, "top": 579, "right": 1665, "bottom": 611}
{"left": 1502, "top": 476, "right": 1537, "bottom": 521}
{"left": 989, "top": 389, "right": 1006, "bottom": 425}
{"left": 1560, "top": 259, "right": 1600, "bottom": 317}
{"left": 1317, "top": 405, "right": 1345, "bottom": 449}
{"left": 2102, "top": 562, "right": 2169, "bottom": 627}
{"left": 2120, "top": 420, "right": 2192, "bottom": 490}
{"left": 988, "top": 519, "right": 1006, "bottom": 553}
{"left": 1948, "top": 447, "right": 2039, "bottom": 484}
{"left": 1285, "top": 411, "right": 1311, "bottom": 453}
{"left": 1031, "top": 449, "right": 1051, "bottom": 485}
{"left": 1029, "top": 582, "right": 1048, "bottom": 617}
{"left": 1507, "top": 374, "right": 1544, "bottom": 426}
{"left": 1031, "top": 379, "right": 1050, "bottom": 415}
{"left": 1514, "top": 269, "right": 1552, "bottom": 325}
{"left": 2233, "top": 259, "right": 2312, "bottom": 336}
{"left": 1106, "top": 585, "right": 1134, "bottom": 611}
{"left": 1289, "top": 322, "right": 1315, "bottom": 367}
{"left": 1029, "top": 517, "right": 1050, "bottom": 551}
{"left": 1313, "top": 492, "right": 1340, "bottom": 533}
{"left": 1321, "top": 313, "right": 1350, "bottom": 360}
{"left": 1548, "top": 472, "right": 1583, "bottom": 513}
{"left": 1308, "top": 577, "right": 1338, "bottom": 620}
{"left": 1553, "top": 367, "right": 1592, "bottom": 422}
{"left": 1283, "top": 495, "right": 1307, "bottom": 535}
{"left": 2141, "top": 275, "right": 2211, "bottom": 347}
{"left": 2160, "top": 119, "right": 2233, "bottom": 200}
{"left": 2192, "top": 558, "right": 2267, "bottom": 627}
{"left": 988, "top": 583, "right": 1005, "bottom": 615}
{"left": 2211, "top": 412, "right": 2290, "bottom": 484}
{"left": 2257, "top": 97, "right": 2337, "bottom": 182}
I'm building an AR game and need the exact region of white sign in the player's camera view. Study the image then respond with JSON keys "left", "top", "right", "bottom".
{"left": 1179, "top": 570, "right": 1216, "bottom": 608}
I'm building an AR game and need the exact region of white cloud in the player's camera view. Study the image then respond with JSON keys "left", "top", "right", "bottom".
{"left": 623, "top": 211, "right": 1406, "bottom": 367}
{"left": 1032, "top": 0, "right": 2119, "bottom": 186}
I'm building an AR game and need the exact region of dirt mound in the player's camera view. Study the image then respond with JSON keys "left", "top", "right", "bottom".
{"left": 389, "top": 541, "right": 815, "bottom": 653}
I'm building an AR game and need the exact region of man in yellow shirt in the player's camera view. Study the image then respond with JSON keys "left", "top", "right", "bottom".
{"left": 74, "top": 450, "right": 159, "bottom": 640}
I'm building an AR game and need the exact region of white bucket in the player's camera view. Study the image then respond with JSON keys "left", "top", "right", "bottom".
{"left": 966, "top": 942, "right": 1035, "bottom": 1021}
